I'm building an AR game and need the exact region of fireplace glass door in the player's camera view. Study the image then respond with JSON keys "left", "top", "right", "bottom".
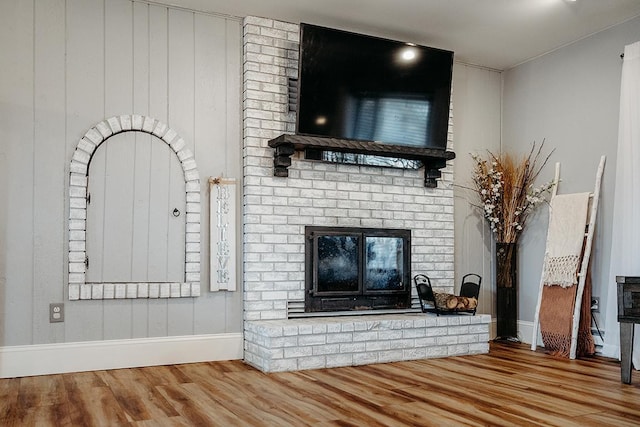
{"left": 305, "top": 226, "right": 411, "bottom": 312}
{"left": 365, "top": 236, "right": 405, "bottom": 291}
{"left": 316, "top": 234, "right": 360, "bottom": 293}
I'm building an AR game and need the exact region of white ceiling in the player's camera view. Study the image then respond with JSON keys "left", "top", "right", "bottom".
{"left": 164, "top": 0, "right": 640, "bottom": 70}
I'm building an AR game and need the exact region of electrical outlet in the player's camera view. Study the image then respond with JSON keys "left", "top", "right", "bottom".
{"left": 591, "top": 297, "right": 599, "bottom": 313}
{"left": 50, "top": 303, "right": 64, "bottom": 323}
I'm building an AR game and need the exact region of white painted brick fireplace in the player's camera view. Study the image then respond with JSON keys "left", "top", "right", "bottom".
{"left": 242, "top": 16, "right": 490, "bottom": 372}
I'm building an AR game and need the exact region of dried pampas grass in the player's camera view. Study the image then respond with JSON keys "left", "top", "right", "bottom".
{"left": 471, "top": 142, "right": 554, "bottom": 243}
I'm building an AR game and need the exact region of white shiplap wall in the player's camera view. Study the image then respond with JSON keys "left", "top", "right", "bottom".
{"left": 452, "top": 63, "right": 503, "bottom": 322}
{"left": 0, "top": 0, "right": 242, "bottom": 346}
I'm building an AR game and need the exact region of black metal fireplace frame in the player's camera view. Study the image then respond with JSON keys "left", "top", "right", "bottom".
{"left": 305, "top": 226, "right": 411, "bottom": 313}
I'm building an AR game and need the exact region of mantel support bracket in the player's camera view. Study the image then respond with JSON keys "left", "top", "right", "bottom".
{"left": 273, "top": 143, "right": 295, "bottom": 177}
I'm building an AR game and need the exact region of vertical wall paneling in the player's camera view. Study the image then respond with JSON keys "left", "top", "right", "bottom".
{"left": 224, "top": 20, "right": 243, "bottom": 329}
{"left": 167, "top": 8, "right": 193, "bottom": 283}
{"left": 452, "top": 63, "right": 502, "bottom": 319}
{"left": 102, "top": 0, "right": 135, "bottom": 276}
{"left": 131, "top": 3, "right": 152, "bottom": 278}
{"left": 148, "top": 6, "right": 175, "bottom": 286}
{"left": 87, "top": 137, "right": 136, "bottom": 284}
{"left": 131, "top": 1, "right": 152, "bottom": 337}
{"left": 64, "top": 0, "right": 106, "bottom": 342}
{"left": 0, "top": 1, "right": 35, "bottom": 345}
{"left": 1, "top": 0, "right": 243, "bottom": 347}
{"left": 150, "top": 130, "right": 174, "bottom": 283}
{"left": 200, "top": 15, "right": 228, "bottom": 174}
{"left": 132, "top": 2, "right": 150, "bottom": 117}
{"left": 33, "top": 0, "right": 67, "bottom": 344}
{"left": 0, "top": 5, "right": 9, "bottom": 345}
{"left": 167, "top": 8, "right": 195, "bottom": 336}
{"left": 193, "top": 13, "right": 226, "bottom": 332}
{"left": 146, "top": 4, "right": 171, "bottom": 336}
{"left": 102, "top": 0, "right": 135, "bottom": 339}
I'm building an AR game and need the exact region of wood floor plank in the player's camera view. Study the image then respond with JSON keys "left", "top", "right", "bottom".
{"left": 138, "top": 364, "right": 193, "bottom": 387}
{"left": 157, "top": 382, "right": 242, "bottom": 426}
{"left": 97, "top": 368, "right": 180, "bottom": 422}
{"left": 383, "top": 400, "right": 483, "bottom": 426}
{"left": 301, "top": 367, "right": 415, "bottom": 407}
{"left": 1, "top": 342, "right": 640, "bottom": 426}
{"left": 575, "top": 410, "right": 640, "bottom": 427}
{"left": 288, "top": 370, "right": 411, "bottom": 426}
{"left": 257, "top": 371, "right": 350, "bottom": 423}
{"left": 0, "top": 378, "right": 21, "bottom": 424}
{"left": 62, "top": 371, "right": 131, "bottom": 426}
{"left": 131, "top": 416, "right": 192, "bottom": 426}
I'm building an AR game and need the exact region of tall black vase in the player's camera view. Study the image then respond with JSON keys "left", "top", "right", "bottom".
{"left": 495, "top": 242, "right": 518, "bottom": 341}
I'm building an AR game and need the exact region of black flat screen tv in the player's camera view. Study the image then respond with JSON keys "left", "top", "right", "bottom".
{"left": 296, "top": 23, "right": 453, "bottom": 151}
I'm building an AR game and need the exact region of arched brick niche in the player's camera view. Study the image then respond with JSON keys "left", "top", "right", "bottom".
{"left": 68, "top": 115, "right": 201, "bottom": 300}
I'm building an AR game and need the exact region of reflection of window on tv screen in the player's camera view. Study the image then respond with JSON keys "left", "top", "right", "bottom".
{"left": 347, "top": 96, "right": 431, "bottom": 148}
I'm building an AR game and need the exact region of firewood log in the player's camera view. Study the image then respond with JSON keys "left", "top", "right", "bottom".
{"left": 435, "top": 292, "right": 456, "bottom": 310}
{"left": 446, "top": 296, "right": 459, "bottom": 310}
{"left": 434, "top": 292, "right": 477, "bottom": 311}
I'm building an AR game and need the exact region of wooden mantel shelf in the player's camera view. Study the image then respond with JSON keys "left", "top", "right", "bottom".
{"left": 267, "top": 133, "right": 456, "bottom": 188}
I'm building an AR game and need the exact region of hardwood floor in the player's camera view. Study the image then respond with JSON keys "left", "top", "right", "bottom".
{"left": 1, "top": 342, "right": 639, "bottom": 426}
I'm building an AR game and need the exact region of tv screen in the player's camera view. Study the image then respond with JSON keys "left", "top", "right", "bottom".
{"left": 297, "top": 23, "right": 453, "bottom": 150}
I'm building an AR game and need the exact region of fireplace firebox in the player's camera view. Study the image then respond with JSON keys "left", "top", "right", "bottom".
{"left": 305, "top": 226, "right": 411, "bottom": 313}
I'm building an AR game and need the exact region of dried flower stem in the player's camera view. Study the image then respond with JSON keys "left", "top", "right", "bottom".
{"left": 471, "top": 141, "right": 554, "bottom": 243}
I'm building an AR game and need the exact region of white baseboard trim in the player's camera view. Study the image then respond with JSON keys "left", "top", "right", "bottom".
{"left": 600, "top": 343, "right": 619, "bottom": 359}
{"left": 518, "top": 320, "right": 536, "bottom": 346}
{"left": 0, "top": 333, "right": 243, "bottom": 378}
